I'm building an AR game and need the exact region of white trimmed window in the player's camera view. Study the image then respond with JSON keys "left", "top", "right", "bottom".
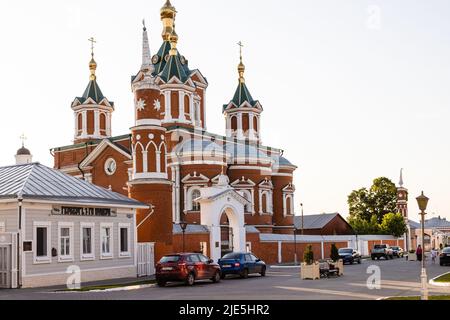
{"left": 33, "top": 221, "right": 51, "bottom": 264}
{"left": 240, "top": 190, "right": 253, "bottom": 214}
{"left": 80, "top": 223, "right": 95, "bottom": 261}
{"left": 0, "top": 221, "right": 5, "bottom": 232}
{"left": 100, "top": 223, "right": 113, "bottom": 259}
{"left": 259, "top": 190, "right": 273, "bottom": 215}
{"left": 119, "top": 223, "right": 131, "bottom": 258}
{"left": 283, "top": 194, "right": 294, "bottom": 216}
{"left": 186, "top": 187, "right": 202, "bottom": 212}
{"left": 58, "top": 222, "right": 74, "bottom": 262}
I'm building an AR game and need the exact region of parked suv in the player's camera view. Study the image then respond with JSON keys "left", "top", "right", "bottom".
{"left": 371, "top": 244, "right": 394, "bottom": 260}
{"left": 156, "top": 253, "right": 221, "bottom": 287}
{"left": 338, "top": 248, "right": 362, "bottom": 264}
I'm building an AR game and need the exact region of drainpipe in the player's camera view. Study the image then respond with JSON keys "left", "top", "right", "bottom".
{"left": 17, "top": 197, "right": 23, "bottom": 288}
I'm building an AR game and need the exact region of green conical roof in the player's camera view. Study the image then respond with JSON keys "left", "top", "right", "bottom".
{"left": 80, "top": 79, "right": 105, "bottom": 103}
{"left": 159, "top": 53, "right": 189, "bottom": 83}
{"left": 223, "top": 81, "right": 259, "bottom": 112}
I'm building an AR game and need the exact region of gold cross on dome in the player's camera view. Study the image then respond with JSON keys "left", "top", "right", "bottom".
{"left": 88, "top": 37, "right": 97, "bottom": 56}
{"left": 237, "top": 41, "right": 244, "bottom": 61}
{"left": 20, "top": 133, "right": 27, "bottom": 147}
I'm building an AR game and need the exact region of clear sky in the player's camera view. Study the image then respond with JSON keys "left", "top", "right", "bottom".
{"left": 1, "top": 0, "right": 449, "bottom": 222}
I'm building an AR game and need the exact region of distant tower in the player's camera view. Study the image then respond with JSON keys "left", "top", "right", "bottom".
{"left": 71, "top": 38, "right": 114, "bottom": 144}
{"left": 223, "top": 42, "right": 263, "bottom": 143}
{"left": 16, "top": 135, "right": 33, "bottom": 165}
{"left": 396, "top": 168, "right": 410, "bottom": 250}
{"left": 128, "top": 21, "right": 173, "bottom": 261}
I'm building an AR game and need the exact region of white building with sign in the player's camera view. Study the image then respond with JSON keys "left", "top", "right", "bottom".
{"left": 0, "top": 161, "right": 148, "bottom": 288}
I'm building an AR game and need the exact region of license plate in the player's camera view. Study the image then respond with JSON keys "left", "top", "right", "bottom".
{"left": 222, "top": 264, "right": 232, "bottom": 268}
{"left": 162, "top": 267, "right": 173, "bottom": 271}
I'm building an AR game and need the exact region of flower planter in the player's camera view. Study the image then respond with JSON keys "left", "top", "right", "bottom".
{"left": 300, "top": 262, "right": 320, "bottom": 280}
{"left": 334, "top": 259, "right": 344, "bottom": 276}
{"left": 407, "top": 253, "right": 417, "bottom": 261}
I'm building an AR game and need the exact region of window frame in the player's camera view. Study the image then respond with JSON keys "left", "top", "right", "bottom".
{"left": 119, "top": 223, "right": 131, "bottom": 258}
{"left": 100, "top": 223, "right": 114, "bottom": 260}
{"left": 58, "top": 222, "right": 74, "bottom": 263}
{"left": 80, "top": 222, "right": 95, "bottom": 261}
{"left": 33, "top": 221, "right": 51, "bottom": 264}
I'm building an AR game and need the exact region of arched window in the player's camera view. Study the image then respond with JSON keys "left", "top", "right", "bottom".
{"left": 286, "top": 195, "right": 292, "bottom": 215}
{"left": 231, "top": 116, "right": 237, "bottom": 131}
{"left": 242, "top": 113, "right": 249, "bottom": 134}
{"left": 241, "top": 190, "right": 252, "bottom": 213}
{"left": 253, "top": 116, "right": 258, "bottom": 133}
{"left": 77, "top": 113, "right": 83, "bottom": 135}
{"left": 261, "top": 192, "right": 267, "bottom": 213}
{"left": 100, "top": 113, "right": 106, "bottom": 135}
{"left": 191, "top": 189, "right": 201, "bottom": 211}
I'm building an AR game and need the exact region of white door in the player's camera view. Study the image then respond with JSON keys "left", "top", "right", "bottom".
{"left": 0, "top": 245, "right": 11, "bottom": 288}
{"left": 137, "top": 243, "right": 155, "bottom": 277}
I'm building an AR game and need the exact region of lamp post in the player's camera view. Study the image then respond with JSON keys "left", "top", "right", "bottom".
{"left": 300, "top": 203, "right": 304, "bottom": 235}
{"left": 416, "top": 191, "right": 429, "bottom": 301}
{"left": 293, "top": 224, "right": 298, "bottom": 265}
{"left": 179, "top": 221, "right": 188, "bottom": 253}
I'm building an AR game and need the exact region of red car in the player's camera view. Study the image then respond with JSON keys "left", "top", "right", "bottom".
{"left": 155, "top": 253, "right": 221, "bottom": 287}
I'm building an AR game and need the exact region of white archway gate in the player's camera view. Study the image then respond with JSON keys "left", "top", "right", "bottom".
{"left": 197, "top": 175, "right": 249, "bottom": 262}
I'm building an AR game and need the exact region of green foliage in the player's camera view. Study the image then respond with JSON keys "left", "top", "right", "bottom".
{"left": 380, "top": 213, "right": 407, "bottom": 237}
{"left": 347, "top": 177, "right": 398, "bottom": 235}
{"left": 330, "top": 244, "right": 340, "bottom": 262}
{"left": 303, "top": 245, "right": 314, "bottom": 265}
{"left": 348, "top": 177, "right": 397, "bottom": 224}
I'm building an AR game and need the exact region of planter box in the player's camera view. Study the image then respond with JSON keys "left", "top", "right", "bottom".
{"left": 300, "top": 262, "right": 320, "bottom": 280}
{"left": 407, "top": 253, "right": 417, "bottom": 261}
{"left": 335, "top": 259, "right": 344, "bottom": 276}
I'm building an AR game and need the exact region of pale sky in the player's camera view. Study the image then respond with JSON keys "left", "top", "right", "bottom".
{"left": 1, "top": 0, "right": 450, "bottom": 222}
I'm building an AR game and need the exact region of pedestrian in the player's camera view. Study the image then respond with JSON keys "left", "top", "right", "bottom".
{"left": 431, "top": 248, "right": 437, "bottom": 264}
{"left": 416, "top": 245, "right": 423, "bottom": 262}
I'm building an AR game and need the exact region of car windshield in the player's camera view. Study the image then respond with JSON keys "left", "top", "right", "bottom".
{"left": 443, "top": 248, "right": 450, "bottom": 253}
{"left": 374, "top": 245, "right": 386, "bottom": 249}
{"left": 222, "top": 253, "right": 242, "bottom": 259}
{"left": 338, "top": 249, "right": 353, "bottom": 254}
{"left": 391, "top": 247, "right": 399, "bottom": 250}
{"left": 160, "top": 255, "right": 180, "bottom": 263}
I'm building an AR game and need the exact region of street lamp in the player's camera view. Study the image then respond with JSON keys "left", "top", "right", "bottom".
{"left": 300, "top": 203, "right": 304, "bottom": 235}
{"left": 293, "top": 223, "right": 298, "bottom": 265}
{"left": 179, "top": 221, "right": 188, "bottom": 253}
{"left": 416, "top": 191, "right": 429, "bottom": 300}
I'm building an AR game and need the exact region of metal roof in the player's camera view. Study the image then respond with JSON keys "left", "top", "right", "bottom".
{"left": 0, "top": 163, "right": 147, "bottom": 208}
{"left": 173, "top": 224, "right": 209, "bottom": 234}
{"left": 294, "top": 213, "right": 341, "bottom": 230}
{"left": 409, "top": 217, "right": 450, "bottom": 230}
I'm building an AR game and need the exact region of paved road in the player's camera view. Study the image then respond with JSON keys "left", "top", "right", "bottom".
{"left": 1, "top": 257, "right": 449, "bottom": 300}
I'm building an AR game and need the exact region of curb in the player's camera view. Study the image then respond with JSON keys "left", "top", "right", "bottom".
{"left": 57, "top": 283, "right": 156, "bottom": 293}
{"left": 270, "top": 265, "right": 301, "bottom": 269}
{"left": 429, "top": 271, "right": 450, "bottom": 287}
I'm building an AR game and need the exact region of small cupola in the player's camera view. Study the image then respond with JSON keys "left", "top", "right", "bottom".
{"left": 16, "top": 135, "right": 33, "bottom": 165}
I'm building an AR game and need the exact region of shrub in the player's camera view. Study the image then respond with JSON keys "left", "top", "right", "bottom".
{"left": 330, "top": 243, "right": 340, "bottom": 262}
{"left": 303, "top": 245, "right": 314, "bottom": 265}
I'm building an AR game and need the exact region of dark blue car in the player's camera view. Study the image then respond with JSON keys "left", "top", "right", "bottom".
{"left": 218, "top": 252, "right": 266, "bottom": 279}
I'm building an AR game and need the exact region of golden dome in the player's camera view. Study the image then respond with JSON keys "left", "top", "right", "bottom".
{"left": 89, "top": 57, "right": 97, "bottom": 81}
{"left": 161, "top": 0, "right": 177, "bottom": 40}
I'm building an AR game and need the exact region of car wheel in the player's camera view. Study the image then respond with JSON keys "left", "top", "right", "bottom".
{"left": 220, "top": 273, "right": 226, "bottom": 279}
{"left": 260, "top": 266, "right": 266, "bottom": 277}
{"left": 185, "top": 273, "right": 195, "bottom": 286}
{"left": 358, "top": 258, "right": 362, "bottom": 264}
{"left": 440, "top": 262, "right": 444, "bottom": 266}
{"left": 212, "top": 271, "right": 221, "bottom": 283}
{"left": 157, "top": 280, "right": 166, "bottom": 287}
{"left": 240, "top": 268, "right": 249, "bottom": 279}
{"left": 371, "top": 256, "right": 375, "bottom": 260}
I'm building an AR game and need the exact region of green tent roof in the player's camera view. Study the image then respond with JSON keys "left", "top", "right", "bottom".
{"left": 76, "top": 79, "right": 106, "bottom": 104}
{"left": 223, "top": 81, "right": 259, "bottom": 111}
{"left": 159, "top": 53, "right": 189, "bottom": 83}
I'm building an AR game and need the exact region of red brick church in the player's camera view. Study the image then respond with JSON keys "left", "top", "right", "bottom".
{"left": 51, "top": 0, "right": 297, "bottom": 262}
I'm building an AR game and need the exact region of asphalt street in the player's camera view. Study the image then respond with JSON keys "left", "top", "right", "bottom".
{"left": 0, "top": 257, "right": 449, "bottom": 300}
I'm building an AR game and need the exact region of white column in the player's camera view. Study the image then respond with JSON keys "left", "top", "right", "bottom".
{"left": 156, "top": 151, "right": 161, "bottom": 173}
{"left": 278, "top": 241, "right": 282, "bottom": 264}
{"left": 164, "top": 91, "right": 171, "bottom": 121}
{"left": 106, "top": 112, "right": 111, "bottom": 136}
{"left": 74, "top": 113, "right": 78, "bottom": 138}
{"left": 142, "top": 151, "right": 148, "bottom": 173}
{"left": 179, "top": 91, "right": 185, "bottom": 121}
{"left": 251, "top": 189, "right": 255, "bottom": 215}
{"left": 82, "top": 111, "right": 87, "bottom": 136}
{"left": 237, "top": 113, "right": 243, "bottom": 139}
{"left": 259, "top": 190, "right": 263, "bottom": 215}
{"left": 94, "top": 110, "right": 100, "bottom": 136}
{"left": 249, "top": 113, "right": 254, "bottom": 140}
{"left": 282, "top": 194, "right": 287, "bottom": 217}
{"left": 321, "top": 242, "right": 325, "bottom": 259}
{"left": 189, "top": 94, "right": 195, "bottom": 125}
{"left": 171, "top": 166, "right": 177, "bottom": 223}
{"left": 175, "top": 165, "right": 181, "bottom": 222}
{"left": 184, "top": 186, "right": 188, "bottom": 212}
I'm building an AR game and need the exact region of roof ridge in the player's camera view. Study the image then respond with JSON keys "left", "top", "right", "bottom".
{"left": 17, "top": 163, "right": 37, "bottom": 198}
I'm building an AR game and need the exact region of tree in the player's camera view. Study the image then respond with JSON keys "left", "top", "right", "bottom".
{"left": 348, "top": 177, "right": 398, "bottom": 234}
{"left": 330, "top": 244, "right": 339, "bottom": 262}
{"left": 380, "top": 213, "right": 407, "bottom": 237}
{"left": 303, "top": 245, "right": 314, "bottom": 265}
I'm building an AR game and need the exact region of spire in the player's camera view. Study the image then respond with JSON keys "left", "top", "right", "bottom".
{"left": 399, "top": 168, "right": 404, "bottom": 187}
{"left": 160, "top": 0, "right": 177, "bottom": 41}
{"left": 237, "top": 41, "right": 245, "bottom": 83}
{"left": 88, "top": 37, "right": 97, "bottom": 81}
{"left": 141, "top": 20, "right": 154, "bottom": 73}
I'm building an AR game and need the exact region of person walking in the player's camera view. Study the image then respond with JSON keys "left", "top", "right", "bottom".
{"left": 416, "top": 245, "right": 423, "bottom": 262}
{"left": 431, "top": 248, "right": 438, "bottom": 264}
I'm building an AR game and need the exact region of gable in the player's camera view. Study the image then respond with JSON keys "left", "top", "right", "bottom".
{"left": 80, "top": 139, "right": 131, "bottom": 169}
